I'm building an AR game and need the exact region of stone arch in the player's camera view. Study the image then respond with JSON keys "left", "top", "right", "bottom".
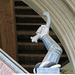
{"left": 22, "top": 0, "right": 75, "bottom": 73}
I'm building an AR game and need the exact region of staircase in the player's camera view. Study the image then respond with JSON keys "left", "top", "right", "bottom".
{"left": 14, "top": 0, "right": 68, "bottom": 73}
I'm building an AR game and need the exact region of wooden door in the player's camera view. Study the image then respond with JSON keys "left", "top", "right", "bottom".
{"left": 0, "top": 0, "right": 17, "bottom": 61}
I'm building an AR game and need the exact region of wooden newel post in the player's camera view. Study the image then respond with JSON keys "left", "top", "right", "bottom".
{"left": 0, "top": 0, "right": 17, "bottom": 61}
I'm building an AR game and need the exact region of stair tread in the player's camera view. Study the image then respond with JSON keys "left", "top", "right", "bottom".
{"left": 18, "top": 54, "right": 45, "bottom": 57}
{"left": 16, "top": 23, "right": 45, "bottom": 25}
{"left": 15, "top": 6, "right": 31, "bottom": 9}
{"left": 16, "top": 15, "right": 41, "bottom": 18}
{"left": 21, "top": 64, "right": 34, "bottom": 68}
{"left": 17, "top": 31, "right": 55, "bottom": 36}
{"left": 15, "top": 0, "right": 21, "bottom": 1}
{"left": 17, "top": 42, "right": 62, "bottom": 46}
{"left": 18, "top": 54, "right": 67, "bottom": 58}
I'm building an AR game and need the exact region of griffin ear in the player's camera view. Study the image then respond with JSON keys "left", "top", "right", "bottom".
{"left": 43, "top": 12, "right": 51, "bottom": 28}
